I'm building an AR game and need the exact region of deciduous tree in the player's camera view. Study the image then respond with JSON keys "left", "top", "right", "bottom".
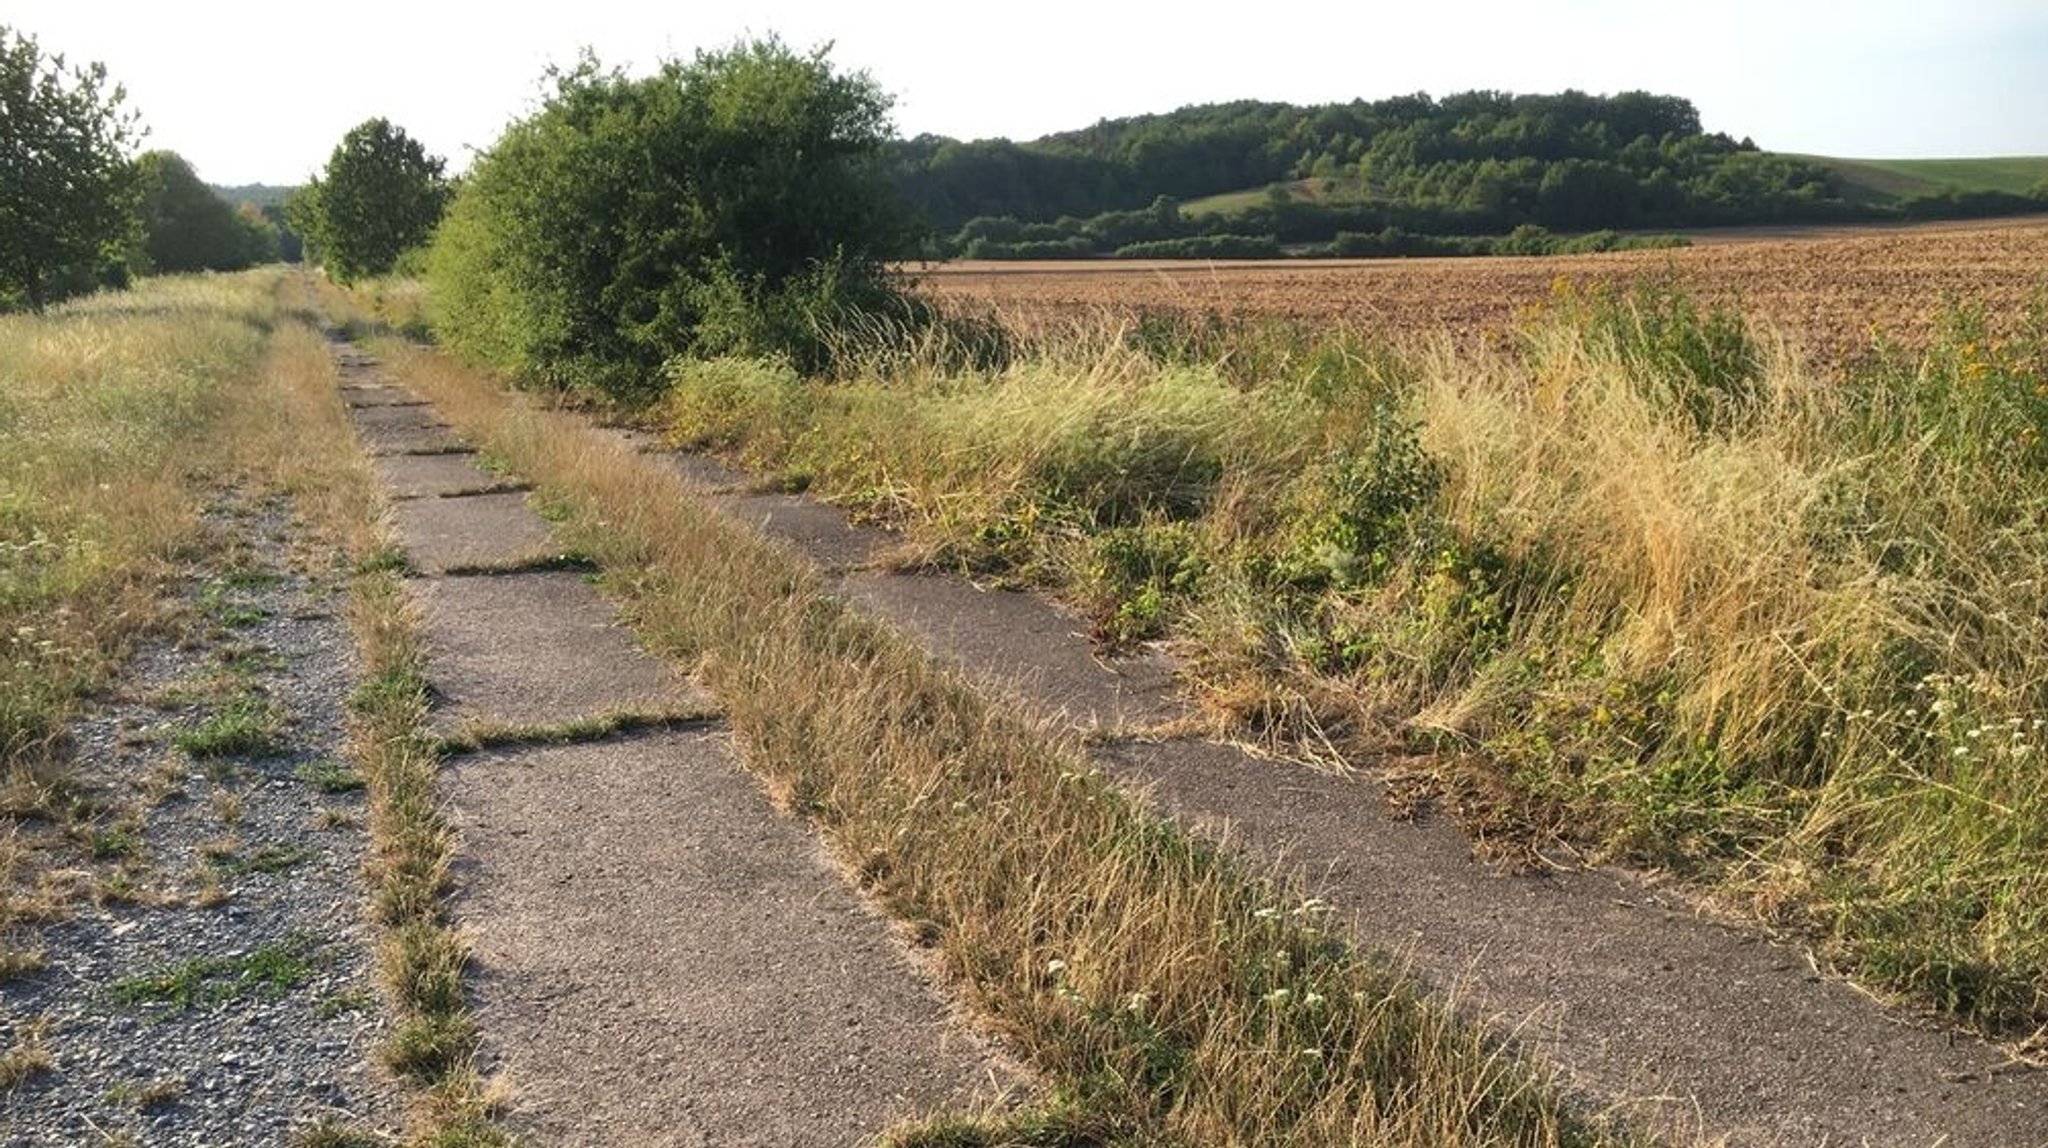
{"left": 136, "top": 150, "right": 269, "bottom": 273}
{"left": 310, "top": 117, "right": 448, "bottom": 282}
{"left": 0, "top": 25, "right": 143, "bottom": 310}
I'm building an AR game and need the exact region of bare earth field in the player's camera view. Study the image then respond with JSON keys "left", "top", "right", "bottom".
{"left": 913, "top": 217, "right": 2048, "bottom": 359}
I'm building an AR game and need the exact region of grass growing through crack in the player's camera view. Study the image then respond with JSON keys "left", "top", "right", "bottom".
{"left": 432, "top": 706, "right": 720, "bottom": 756}
{"left": 438, "top": 551, "right": 597, "bottom": 577}
{"left": 374, "top": 332, "right": 1654, "bottom": 1148}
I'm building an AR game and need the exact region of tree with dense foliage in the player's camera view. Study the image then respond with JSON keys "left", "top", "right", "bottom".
{"left": 134, "top": 151, "right": 275, "bottom": 273}
{"left": 0, "top": 25, "right": 143, "bottom": 310}
{"left": 430, "top": 39, "right": 914, "bottom": 395}
{"left": 306, "top": 118, "right": 449, "bottom": 282}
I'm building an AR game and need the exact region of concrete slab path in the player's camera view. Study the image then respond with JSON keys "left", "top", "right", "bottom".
{"left": 451, "top": 732, "right": 1003, "bottom": 1147}
{"left": 409, "top": 572, "right": 697, "bottom": 735}
{"left": 391, "top": 491, "right": 561, "bottom": 574}
{"left": 373, "top": 452, "right": 513, "bottom": 499}
{"left": 332, "top": 342, "right": 1014, "bottom": 1145}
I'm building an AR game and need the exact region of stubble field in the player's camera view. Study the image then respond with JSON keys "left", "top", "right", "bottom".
{"left": 913, "top": 216, "right": 2048, "bottom": 359}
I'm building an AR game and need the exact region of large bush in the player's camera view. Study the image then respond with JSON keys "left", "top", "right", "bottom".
{"left": 429, "top": 40, "right": 916, "bottom": 397}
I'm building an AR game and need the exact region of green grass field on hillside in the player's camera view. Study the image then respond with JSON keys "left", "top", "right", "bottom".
{"left": 1182, "top": 156, "right": 2048, "bottom": 217}
{"left": 1181, "top": 178, "right": 1359, "bottom": 216}
{"left": 1790, "top": 155, "right": 2048, "bottom": 204}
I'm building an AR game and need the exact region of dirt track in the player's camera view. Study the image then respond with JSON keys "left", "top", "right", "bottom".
{"left": 913, "top": 218, "right": 2048, "bottom": 360}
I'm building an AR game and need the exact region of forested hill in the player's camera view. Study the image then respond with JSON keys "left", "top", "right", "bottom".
{"left": 883, "top": 91, "right": 2046, "bottom": 257}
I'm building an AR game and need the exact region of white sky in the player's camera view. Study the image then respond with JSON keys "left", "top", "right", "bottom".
{"left": 9, "top": 0, "right": 2047, "bottom": 187}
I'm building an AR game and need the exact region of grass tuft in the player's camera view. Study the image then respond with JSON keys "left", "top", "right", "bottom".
{"left": 295, "top": 758, "right": 366, "bottom": 795}
{"left": 110, "top": 937, "right": 316, "bottom": 1010}
{"left": 173, "top": 694, "right": 285, "bottom": 759}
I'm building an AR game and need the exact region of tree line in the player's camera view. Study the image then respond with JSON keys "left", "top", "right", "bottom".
{"left": 887, "top": 92, "right": 2046, "bottom": 257}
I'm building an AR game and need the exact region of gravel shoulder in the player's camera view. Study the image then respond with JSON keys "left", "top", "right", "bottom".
{"left": 0, "top": 497, "right": 398, "bottom": 1146}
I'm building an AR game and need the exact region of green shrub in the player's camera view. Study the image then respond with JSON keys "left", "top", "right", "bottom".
{"left": 426, "top": 39, "right": 917, "bottom": 398}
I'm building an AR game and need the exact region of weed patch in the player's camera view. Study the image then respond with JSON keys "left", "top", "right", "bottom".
{"left": 295, "top": 759, "right": 366, "bottom": 795}
{"left": 111, "top": 937, "right": 315, "bottom": 1010}
{"left": 173, "top": 695, "right": 284, "bottom": 759}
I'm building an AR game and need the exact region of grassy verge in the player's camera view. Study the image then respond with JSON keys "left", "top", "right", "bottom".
{"left": 364, "top": 329, "right": 1655, "bottom": 1148}
{"left": 0, "top": 275, "right": 283, "bottom": 782}
{"left": 632, "top": 286, "right": 2048, "bottom": 1040}
{"left": 1, "top": 273, "right": 298, "bottom": 979}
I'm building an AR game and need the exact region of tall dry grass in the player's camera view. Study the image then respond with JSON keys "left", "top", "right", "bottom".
{"left": 0, "top": 273, "right": 294, "bottom": 789}
{"left": 645, "top": 287, "right": 2048, "bottom": 1036}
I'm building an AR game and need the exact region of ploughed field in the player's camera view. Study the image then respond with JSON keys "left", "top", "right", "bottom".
{"left": 913, "top": 217, "right": 2048, "bottom": 358}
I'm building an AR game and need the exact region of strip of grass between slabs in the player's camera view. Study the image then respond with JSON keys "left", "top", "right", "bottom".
{"left": 371, "top": 334, "right": 1659, "bottom": 1148}
{"left": 431, "top": 707, "right": 723, "bottom": 758}
{"left": 346, "top": 570, "right": 505, "bottom": 1143}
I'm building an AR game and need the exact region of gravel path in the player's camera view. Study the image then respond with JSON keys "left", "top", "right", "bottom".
{"left": 1, "top": 498, "right": 397, "bottom": 1146}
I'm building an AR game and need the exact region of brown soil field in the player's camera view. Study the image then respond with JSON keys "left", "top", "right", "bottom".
{"left": 910, "top": 216, "right": 2048, "bottom": 360}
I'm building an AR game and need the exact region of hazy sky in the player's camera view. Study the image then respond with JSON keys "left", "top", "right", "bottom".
{"left": 10, "top": 0, "right": 2047, "bottom": 186}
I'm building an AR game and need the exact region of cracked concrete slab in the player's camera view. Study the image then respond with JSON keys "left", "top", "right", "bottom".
{"left": 373, "top": 452, "right": 510, "bottom": 499}
{"left": 702, "top": 491, "right": 886, "bottom": 572}
{"left": 658, "top": 451, "right": 749, "bottom": 492}
{"left": 391, "top": 492, "right": 560, "bottom": 573}
{"left": 411, "top": 572, "right": 700, "bottom": 733}
{"left": 340, "top": 384, "right": 430, "bottom": 408}
{"left": 355, "top": 422, "right": 470, "bottom": 456}
{"left": 448, "top": 731, "right": 1015, "bottom": 1147}
{"left": 838, "top": 571, "right": 1179, "bottom": 731}
{"left": 349, "top": 403, "right": 449, "bottom": 433}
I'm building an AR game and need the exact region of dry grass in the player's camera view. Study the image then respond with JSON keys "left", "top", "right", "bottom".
{"left": 0, "top": 1014, "right": 54, "bottom": 1089}
{"left": 626, "top": 284, "right": 2048, "bottom": 1039}
{"left": 371, "top": 332, "right": 1655, "bottom": 1148}
{"left": 0, "top": 271, "right": 313, "bottom": 968}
